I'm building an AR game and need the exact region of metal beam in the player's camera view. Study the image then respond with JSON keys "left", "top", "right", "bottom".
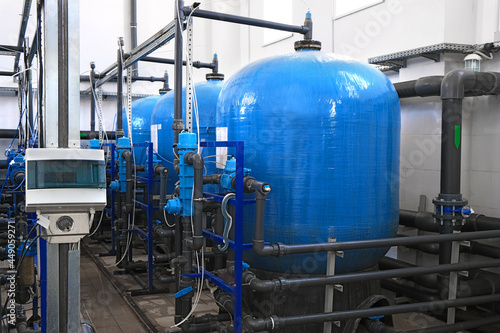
{"left": 89, "top": 19, "right": 177, "bottom": 93}
{"left": 14, "top": 0, "right": 33, "bottom": 71}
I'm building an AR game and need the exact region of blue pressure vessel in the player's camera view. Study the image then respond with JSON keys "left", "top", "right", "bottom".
{"left": 122, "top": 95, "right": 162, "bottom": 165}
{"left": 150, "top": 75, "right": 225, "bottom": 194}
{"left": 217, "top": 49, "right": 400, "bottom": 274}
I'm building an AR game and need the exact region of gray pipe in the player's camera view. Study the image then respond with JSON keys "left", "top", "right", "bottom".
{"left": 130, "top": 0, "right": 138, "bottom": 75}
{"left": 184, "top": 152, "right": 204, "bottom": 251}
{"left": 122, "top": 151, "right": 133, "bottom": 214}
{"left": 241, "top": 258, "right": 500, "bottom": 293}
{"left": 116, "top": 38, "right": 124, "bottom": 138}
{"left": 363, "top": 315, "right": 500, "bottom": 333}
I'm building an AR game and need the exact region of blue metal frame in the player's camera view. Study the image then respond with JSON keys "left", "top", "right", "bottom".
{"left": 40, "top": 237, "right": 47, "bottom": 333}
{"left": 199, "top": 140, "right": 245, "bottom": 332}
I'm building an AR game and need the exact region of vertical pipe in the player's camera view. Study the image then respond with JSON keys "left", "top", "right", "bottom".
{"left": 173, "top": 0, "right": 185, "bottom": 163}
{"left": 90, "top": 62, "right": 96, "bottom": 133}
{"left": 57, "top": 0, "right": 69, "bottom": 148}
{"left": 116, "top": 38, "right": 124, "bottom": 138}
{"left": 37, "top": 0, "right": 44, "bottom": 148}
{"left": 440, "top": 99, "right": 462, "bottom": 195}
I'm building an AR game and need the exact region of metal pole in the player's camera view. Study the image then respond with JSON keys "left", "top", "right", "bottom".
{"left": 116, "top": 38, "right": 124, "bottom": 138}
{"left": 57, "top": 0, "right": 69, "bottom": 148}
{"left": 173, "top": 0, "right": 185, "bottom": 158}
{"left": 90, "top": 62, "right": 96, "bottom": 133}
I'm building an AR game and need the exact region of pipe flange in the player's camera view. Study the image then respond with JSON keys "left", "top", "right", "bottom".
{"left": 278, "top": 277, "right": 287, "bottom": 291}
{"left": 206, "top": 73, "right": 224, "bottom": 81}
{"left": 294, "top": 39, "right": 322, "bottom": 51}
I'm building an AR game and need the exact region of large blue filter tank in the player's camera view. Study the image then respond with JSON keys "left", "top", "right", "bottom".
{"left": 122, "top": 95, "right": 162, "bottom": 164}
{"left": 217, "top": 48, "right": 400, "bottom": 274}
{"left": 151, "top": 75, "right": 224, "bottom": 194}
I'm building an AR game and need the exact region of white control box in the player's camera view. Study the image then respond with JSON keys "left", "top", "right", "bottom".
{"left": 25, "top": 148, "right": 107, "bottom": 243}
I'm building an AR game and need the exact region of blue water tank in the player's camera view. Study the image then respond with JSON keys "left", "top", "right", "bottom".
{"left": 217, "top": 50, "right": 400, "bottom": 274}
{"left": 122, "top": 95, "right": 162, "bottom": 164}
{"left": 151, "top": 76, "right": 224, "bottom": 194}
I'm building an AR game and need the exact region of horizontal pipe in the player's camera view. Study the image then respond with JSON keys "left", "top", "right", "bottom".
{"left": 141, "top": 56, "right": 215, "bottom": 69}
{"left": 364, "top": 315, "right": 500, "bottom": 333}
{"left": 0, "top": 45, "right": 23, "bottom": 53}
{"left": 275, "top": 293, "right": 500, "bottom": 329}
{"left": 0, "top": 71, "right": 16, "bottom": 76}
{"left": 183, "top": 7, "right": 310, "bottom": 35}
{"left": 80, "top": 75, "right": 167, "bottom": 82}
{"left": 399, "top": 209, "right": 500, "bottom": 232}
{"left": 243, "top": 258, "right": 500, "bottom": 293}
{"left": 260, "top": 229, "right": 500, "bottom": 256}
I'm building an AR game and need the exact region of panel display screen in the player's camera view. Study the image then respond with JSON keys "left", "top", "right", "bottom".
{"left": 27, "top": 159, "right": 106, "bottom": 190}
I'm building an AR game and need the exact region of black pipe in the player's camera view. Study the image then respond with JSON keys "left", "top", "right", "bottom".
{"left": 36, "top": 0, "right": 43, "bottom": 148}
{"left": 363, "top": 315, "right": 500, "bottom": 333}
{"left": 213, "top": 208, "right": 225, "bottom": 270}
{"left": 90, "top": 62, "right": 96, "bottom": 132}
{"left": 379, "top": 257, "right": 437, "bottom": 289}
{"left": 381, "top": 279, "right": 439, "bottom": 303}
{"left": 173, "top": 0, "right": 185, "bottom": 167}
{"left": 185, "top": 153, "right": 204, "bottom": 250}
{"left": 248, "top": 293, "right": 500, "bottom": 331}
{"left": 394, "top": 76, "right": 443, "bottom": 98}
{"left": 160, "top": 70, "right": 171, "bottom": 94}
{"left": 0, "top": 71, "right": 16, "bottom": 76}
{"left": 241, "top": 258, "right": 500, "bottom": 293}
{"left": 253, "top": 228, "right": 500, "bottom": 256}
{"left": 82, "top": 74, "right": 168, "bottom": 82}
{"left": 116, "top": 38, "right": 124, "bottom": 138}
{"left": 203, "top": 174, "right": 221, "bottom": 185}
{"left": 141, "top": 56, "right": 215, "bottom": 69}
{"left": 176, "top": 216, "right": 194, "bottom": 324}
{"left": 182, "top": 7, "right": 310, "bottom": 35}
{"left": 0, "top": 45, "right": 23, "bottom": 53}
{"left": 122, "top": 151, "right": 133, "bottom": 214}
{"left": 400, "top": 209, "right": 500, "bottom": 233}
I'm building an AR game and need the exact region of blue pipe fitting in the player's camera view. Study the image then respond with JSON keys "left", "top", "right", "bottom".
{"left": 17, "top": 241, "right": 36, "bottom": 257}
{"left": 110, "top": 180, "right": 120, "bottom": 191}
{"left": 89, "top": 139, "right": 100, "bottom": 149}
{"left": 178, "top": 132, "right": 198, "bottom": 216}
{"left": 220, "top": 157, "right": 251, "bottom": 192}
{"left": 174, "top": 286, "right": 193, "bottom": 298}
{"left": 166, "top": 197, "right": 182, "bottom": 215}
{"left": 116, "top": 137, "right": 132, "bottom": 193}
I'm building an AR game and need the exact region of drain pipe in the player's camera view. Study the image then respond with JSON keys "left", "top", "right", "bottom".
{"left": 122, "top": 150, "right": 133, "bottom": 214}
{"left": 184, "top": 152, "right": 204, "bottom": 251}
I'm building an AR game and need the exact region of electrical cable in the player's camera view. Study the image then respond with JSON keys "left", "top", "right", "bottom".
{"left": 218, "top": 193, "right": 235, "bottom": 251}
{"left": 474, "top": 50, "right": 494, "bottom": 60}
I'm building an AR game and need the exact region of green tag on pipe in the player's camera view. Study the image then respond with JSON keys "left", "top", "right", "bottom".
{"left": 454, "top": 125, "right": 461, "bottom": 149}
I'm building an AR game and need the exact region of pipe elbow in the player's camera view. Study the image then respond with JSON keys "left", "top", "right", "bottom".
{"left": 441, "top": 69, "right": 476, "bottom": 100}
{"left": 253, "top": 240, "right": 283, "bottom": 257}
{"left": 243, "top": 315, "right": 278, "bottom": 332}
{"left": 185, "top": 152, "right": 204, "bottom": 170}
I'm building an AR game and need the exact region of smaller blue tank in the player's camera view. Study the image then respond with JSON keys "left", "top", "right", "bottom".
{"left": 122, "top": 95, "right": 162, "bottom": 165}
{"left": 151, "top": 75, "right": 225, "bottom": 194}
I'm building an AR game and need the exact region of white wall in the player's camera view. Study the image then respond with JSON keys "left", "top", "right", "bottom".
{"left": 1, "top": 0, "right": 500, "bottom": 218}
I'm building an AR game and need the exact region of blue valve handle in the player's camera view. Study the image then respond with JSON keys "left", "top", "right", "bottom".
{"left": 218, "top": 193, "right": 236, "bottom": 251}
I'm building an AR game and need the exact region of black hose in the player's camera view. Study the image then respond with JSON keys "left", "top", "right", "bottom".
{"left": 122, "top": 151, "right": 133, "bottom": 214}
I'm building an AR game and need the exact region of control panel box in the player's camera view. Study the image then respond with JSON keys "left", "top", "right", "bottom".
{"left": 25, "top": 148, "right": 106, "bottom": 213}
